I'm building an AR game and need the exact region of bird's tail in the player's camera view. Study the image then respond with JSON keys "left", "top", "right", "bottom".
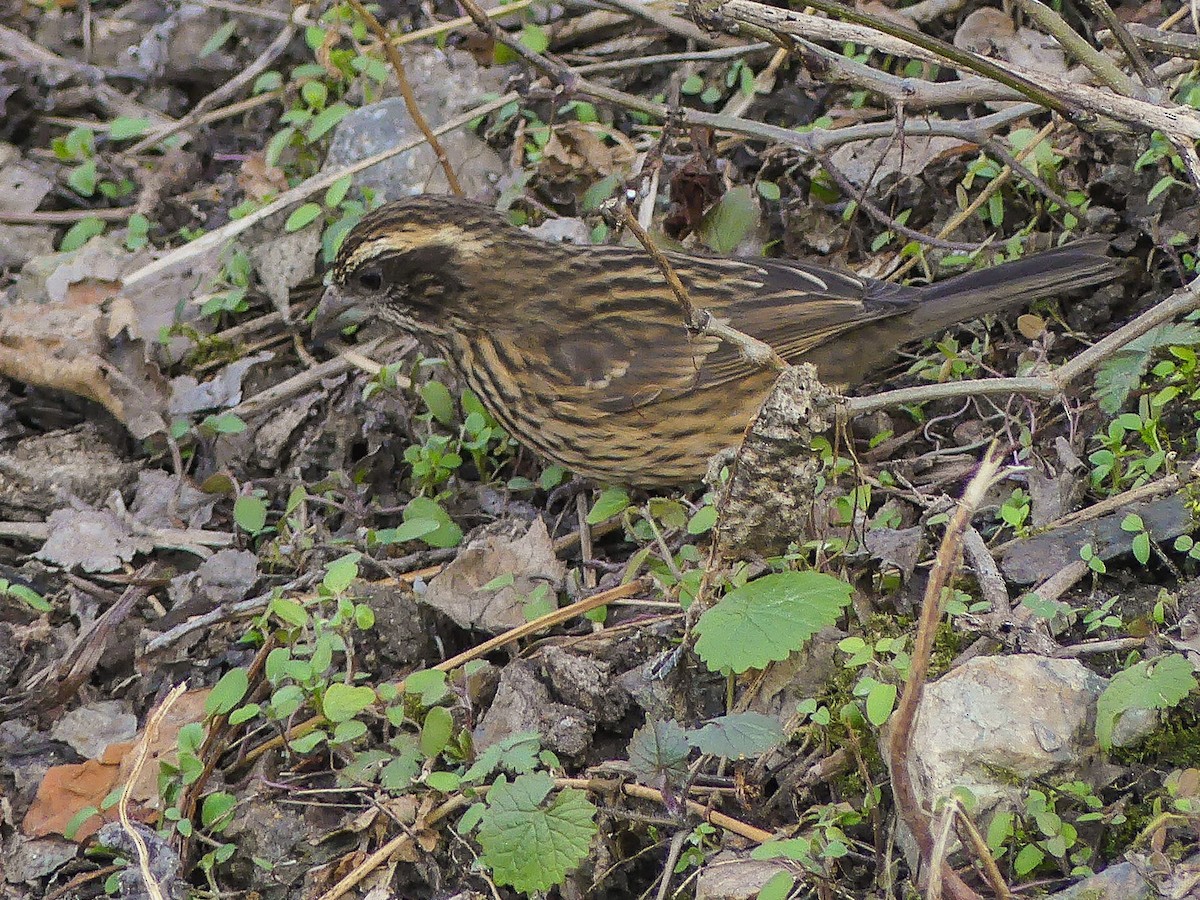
{"left": 908, "top": 238, "right": 1118, "bottom": 334}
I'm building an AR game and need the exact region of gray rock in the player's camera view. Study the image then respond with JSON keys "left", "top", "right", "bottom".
{"left": 323, "top": 48, "right": 508, "bottom": 201}
{"left": 1047, "top": 861, "right": 1153, "bottom": 900}
{"left": 0, "top": 224, "right": 55, "bottom": 270}
{"left": 695, "top": 852, "right": 792, "bottom": 900}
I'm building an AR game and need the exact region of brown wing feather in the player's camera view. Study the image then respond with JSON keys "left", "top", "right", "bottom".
{"left": 493, "top": 247, "right": 916, "bottom": 415}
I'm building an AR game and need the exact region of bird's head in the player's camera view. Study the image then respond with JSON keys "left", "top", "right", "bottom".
{"left": 313, "top": 194, "right": 515, "bottom": 342}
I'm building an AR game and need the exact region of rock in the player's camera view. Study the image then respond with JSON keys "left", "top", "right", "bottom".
{"left": 323, "top": 48, "right": 508, "bottom": 200}
{"left": 0, "top": 161, "right": 53, "bottom": 215}
{"left": 0, "top": 224, "right": 55, "bottom": 270}
{"left": 0, "top": 424, "right": 137, "bottom": 519}
{"left": 886, "top": 655, "right": 1155, "bottom": 865}
{"left": 474, "top": 660, "right": 593, "bottom": 757}
{"left": 1046, "top": 861, "right": 1153, "bottom": 900}
{"left": 49, "top": 701, "right": 137, "bottom": 760}
{"left": 695, "top": 852, "right": 791, "bottom": 900}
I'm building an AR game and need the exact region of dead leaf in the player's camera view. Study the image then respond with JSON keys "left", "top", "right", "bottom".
{"left": 1018, "top": 313, "right": 1047, "bottom": 340}
{"left": 238, "top": 151, "right": 289, "bottom": 200}
{"left": 421, "top": 518, "right": 566, "bottom": 633}
{"left": 35, "top": 507, "right": 155, "bottom": 573}
{"left": 540, "top": 121, "right": 635, "bottom": 182}
{"left": 22, "top": 742, "right": 132, "bottom": 840}
{"left": 830, "top": 135, "right": 970, "bottom": 190}
{"left": 0, "top": 277, "right": 169, "bottom": 440}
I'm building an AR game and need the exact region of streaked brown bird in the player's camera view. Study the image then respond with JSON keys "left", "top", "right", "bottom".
{"left": 315, "top": 195, "right": 1117, "bottom": 487}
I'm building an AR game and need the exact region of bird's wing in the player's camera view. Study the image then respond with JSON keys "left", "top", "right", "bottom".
{"left": 498, "top": 248, "right": 916, "bottom": 415}
{"left": 676, "top": 254, "right": 917, "bottom": 389}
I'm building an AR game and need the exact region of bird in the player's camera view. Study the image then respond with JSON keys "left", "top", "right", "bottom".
{"left": 314, "top": 194, "right": 1118, "bottom": 487}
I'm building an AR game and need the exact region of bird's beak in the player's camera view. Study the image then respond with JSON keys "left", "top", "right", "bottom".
{"left": 311, "top": 284, "right": 367, "bottom": 344}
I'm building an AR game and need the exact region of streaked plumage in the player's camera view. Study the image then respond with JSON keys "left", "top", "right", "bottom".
{"left": 316, "top": 195, "right": 1118, "bottom": 486}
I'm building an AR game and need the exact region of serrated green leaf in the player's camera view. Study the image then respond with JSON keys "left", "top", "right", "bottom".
{"left": 627, "top": 719, "right": 690, "bottom": 786}
{"left": 1096, "top": 654, "right": 1196, "bottom": 749}
{"left": 694, "top": 572, "right": 853, "bottom": 673}
{"left": 688, "top": 712, "right": 784, "bottom": 758}
{"left": 477, "top": 773, "right": 597, "bottom": 893}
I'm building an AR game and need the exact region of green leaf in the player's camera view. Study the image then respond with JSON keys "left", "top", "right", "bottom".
{"left": 687, "top": 505, "right": 718, "bottom": 535}
{"left": 199, "top": 20, "right": 236, "bottom": 57}
{"left": 694, "top": 572, "right": 853, "bottom": 673}
{"left": 402, "top": 497, "right": 462, "bottom": 548}
{"left": 1132, "top": 531, "right": 1151, "bottom": 565}
{"left": 108, "top": 117, "right": 151, "bottom": 140}
{"left": 233, "top": 495, "right": 268, "bottom": 534}
{"left": 699, "top": 184, "right": 759, "bottom": 254}
{"left": 323, "top": 683, "right": 377, "bottom": 723}
{"left": 627, "top": 719, "right": 690, "bottom": 786}
{"left": 270, "top": 597, "right": 308, "bottom": 628}
{"left": 1094, "top": 324, "right": 1200, "bottom": 414}
{"left": 477, "top": 773, "right": 597, "bottom": 893}
{"left": 306, "top": 102, "right": 352, "bottom": 141}
{"left": 323, "top": 553, "right": 360, "bottom": 594}
{"left": 520, "top": 23, "right": 549, "bottom": 52}
{"left": 420, "top": 706, "right": 454, "bottom": 757}
{"left": 377, "top": 518, "right": 440, "bottom": 544}
{"left": 68, "top": 160, "right": 97, "bottom": 197}
{"left": 324, "top": 174, "right": 353, "bottom": 208}
{"left": 206, "top": 668, "right": 249, "bottom": 716}
{"left": 405, "top": 669, "right": 450, "bottom": 706}
{"left": 757, "top": 871, "right": 796, "bottom": 900}
{"left": 421, "top": 380, "right": 456, "bottom": 426}
{"left": 688, "top": 712, "right": 784, "bottom": 758}
{"left": 586, "top": 487, "right": 630, "bottom": 524}
{"left": 865, "top": 681, "right": 897, "bottom": 726}
{"left": 59, "top": 217, "right": 105, "bottom": 251}
{"left": 285, "top": 203, "right": 322, "bottom": 233}
{"left": 756, "top": 180, "right": 781, "bottom": 201}
{"left": 1096, "top": 653, "right": 1196, "bottom": 749}
{"left": 200, "top": 792, "right": 237, "bottom": 829}
{"left": 681, "top": 74, "right": 704, "bottom": 95}
{"left": 1014, "top": 843, "right": 1044, "bottom": 875}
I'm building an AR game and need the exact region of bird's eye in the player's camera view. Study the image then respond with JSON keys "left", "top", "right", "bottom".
{"left": 357, "top": 269, "right": 383, "bottom": 291}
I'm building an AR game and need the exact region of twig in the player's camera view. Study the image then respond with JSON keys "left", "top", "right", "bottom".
{"left": 600, "top": 197, "right": 785, "bottom": 371}
{"left": 1009, "top": 0, "right": 1144, "bottom": 99}
{"left": 889, "top": 446, "right": 1002, "bottom": 900}
{"left": 118, "top": 682, "right": 188, "bottom": 900}
{"left": 344, "top": 0, "right": 462, "bottom": 196}
{"left": 127, "top": 11, "right": 298, "bottom": 154}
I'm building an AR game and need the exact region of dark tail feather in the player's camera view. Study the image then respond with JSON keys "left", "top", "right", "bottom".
{"left": 908, "top": 238, "right": 1118, "bottom": 334}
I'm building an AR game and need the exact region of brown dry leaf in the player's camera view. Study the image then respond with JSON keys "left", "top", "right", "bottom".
{"left": 1017, "top": 313, "right": 1047, "bottom": 339}
{"left": 830, "top": 135, "right": 971, "bottom": 190}
{"left": 954, "top": 8, "right": 1069, "bottom": 77}
{"left": 421, "top": 518, "right": 566, "bottom": 633}
{"left": 237, "top": 151, "right": 289, "bottom": 200}
{"left": 0, "top": 278, "right": 169, "bottom": 439}
{"left": 35, "top": 507, "right": 155, "bottom": 573}
{"left": 540, "top": 121, "right": 635, "bottom": 182}
{"left": 22, "top": 741, "right": 135, "bottom": 840}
